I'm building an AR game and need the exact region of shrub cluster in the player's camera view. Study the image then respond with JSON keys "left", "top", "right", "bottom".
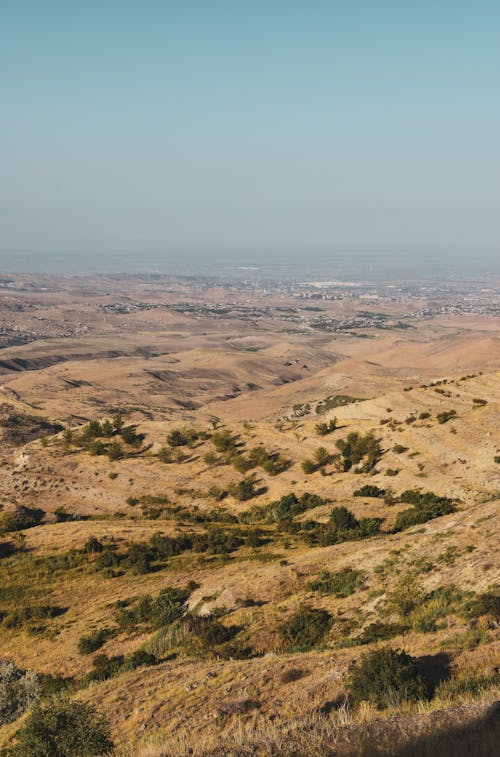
{"left": 114, "top": 585, "right": 196, "bottom": 633}
{"left": 5, "top": 698, "right": 114, "bottom": 756}
{"left": 278, "top": 607, "right": 332, "bottom": 651}
{"left": 305, "top": 506, "right": 381, "bottom": 546}
{"left": 394, "top": 490, "right": 456, "bottom": 531}
{"left": 315, "top": 419, "right": 337, "bottom": 436}
{"left": 353, "top": 485, "right": 386, "bottom": 498}
{"left": 335, "top": 432, "right": 382, "bottom": 472}
{"left": 308, "top": 567, "right": 366, "bottom": 597}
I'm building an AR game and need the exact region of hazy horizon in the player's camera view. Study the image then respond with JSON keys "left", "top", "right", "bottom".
{"left": 1, "top": 247, "right": 499, "bottom": 282}
{"left": 1, "top": 2, "right": 499, "bottom": 263}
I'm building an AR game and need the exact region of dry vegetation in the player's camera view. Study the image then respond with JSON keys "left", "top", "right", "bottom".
{"left": 0, "top": 275, "right": 499, "bottom": 755}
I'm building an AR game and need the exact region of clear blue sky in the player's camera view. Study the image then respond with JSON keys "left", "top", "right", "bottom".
{"left": 1, "top": 1, "right": 499, "bottom": 258}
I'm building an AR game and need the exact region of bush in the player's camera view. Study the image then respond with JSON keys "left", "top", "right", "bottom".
{"left": 77, "top": 628, "right": 114, "bottom": 655}
{"left": 3, "top": 606, "right": 64, "bottom": 635}
{"left": 0, "top": 661, "right": 41, "bottom": 726}
{"left": 7, "top": 698, "right": 114, "bottom": 756}
{"left": 157, "top": 446, "right": 174, "bottom": 463}
{"left": 229, "top": 476, "right": 259, "bottom": 501}
{"left": 84, "top": 537, "right": 103, "bottom": 554}
{"left": 211, "top": 430, "right": 238, "bottom": 453}
{"left": 301, "top": 458, "right": 318, "bottom": 474}
{"left": 336, "top": 432, "right": 382, "bottom": 472}
{"left": 88, "top": 440, "right": 106, "bottom": 456}
{"left": 167, "top": 427, "right": 197, "bottom": 447}
{"left": 195, "top": 619, "right": 235, "bottom": 648}
{"left": 353, "top": 485, "right": 385, "bottom": 498}
{"left": 329, "top": 506, "right": 359, "bottom": 531}
{"left": 120, "top": 426, "right": 143, "bottom": 447}
{"left": 348, "top": 647, "right": 428, "bottom": 708}
{"left": 315, "top": 419, "right": 337, "bottom": 436}
{"left": 124, "top": 543, "right": 151, "bottom": 574}
{"left": 106, "top": 441, "right": 123, "bottom": 461}
{"left": 125, "top": 650, "right": 158, "bottom": 670}
{"left": 394, "top": 490, "right": 456, "bottom": 531}
{"left": 348, "top": 622, "right": 405, "bottom": 646}
{"left": 309, "top": 568, "right": 366, "bottom": 597}
{"left": 247, "top": 445, "right": 290, "bottom": 475}
{"left": 435, "top": 670, "right": 500, "bottom": 702}
{"left": 115, "top": 586, "right": 193, "bottom": 632}
{"left": 279, "top": 607, "right": 332, "bottom": 651}
{"left": 95, "top": 550, "right": 120, "bottom": 569}
{"left": 436, "top": 409, "right": 457, "bottom": 424}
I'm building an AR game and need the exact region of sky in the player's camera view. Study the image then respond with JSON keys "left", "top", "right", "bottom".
{"left": 1, "top": 1, "right": 499, "bottom": 261}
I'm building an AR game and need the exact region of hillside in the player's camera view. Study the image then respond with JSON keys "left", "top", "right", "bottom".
{"left": 0, "top": 280, "right": 499, "bottom": 756}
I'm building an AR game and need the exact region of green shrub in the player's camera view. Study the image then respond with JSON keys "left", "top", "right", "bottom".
{"left": 348, "top": 622, "right": 405, "bottom": 646}
{"left": 348, "top": 647, "right": 428, "bottom": 708}
{"left": 106, "top": 441, "right": 124, "bottom": 461}
{"left": 120, "top": 425, "right": 143, "bottom": 447}
{"left": 394, "top": 491, "right": 456, "bottom": 531}
{"left": 167, "top": 427, "right": 198, "bottom": 447}
{"left": 247, "top": 445, "right": 290, "bottom": 475}
{"left": 195, "top": 619, "right": 235, "bottom": 648}
{"left": 157, "top": 446, "right": 174, "bottom": 463}
{"left": 77, "top": 628, "right": 114, "bottom": 655}
{"left": 211, "top": 430, "right": 238, "bottom": 453}
{"left": 124, "top": 650, "right": 158, "bottom": 670}
{"left": 7, "top": 698, "right": 114, "bottom": 756}
{"left": 3, "top": 606, "right": 64, "bottom": 635}
{"left": 315, "top": 419, "right": 337, "bottom": 436}
{"left": 114, "top": 586, "right": 193, "bottom": 632}
{"left": 301, "top": 458, "right": 318, "bottom": 474}
{"left": 336, "top": 432, "right": 382, "bottom": 472}
{"left": 231, "top": 453, "right": 254, "bottom": 473}
{"left": 124, "top": 543, "right": 151, "bottom": 574}
{"left": 88, "top": 439, "right": 106, "bottom": 456}
{"left": 309, "top": 567, "right": 366, "bottom": 597}
{"left": 329, "top": 506, "right": 359, "bottom": 531}
{"left": 315, "top": 395, "right": 359, "bottom": 414}
{"left": 82, "top": 420, "right": 103, "bottom": 440}
{"left": 278, "top": 607, "right": 332, "bottom": 651}
{"left": 228, "top": 476, "right": 260, "bottom": 501}
{"left": 83, "top": 537, "right": 103, "bottom": 554}
{"left": 353, "top": 485, "right": 385, "bottom": 498}
{"left": 207, "top": 484, "right": 227, "bottom": 501}
{"left": 95, "top": 550, "right": 120, "bottom": 569}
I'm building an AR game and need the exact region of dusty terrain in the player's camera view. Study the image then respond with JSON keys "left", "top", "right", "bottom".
{"left": 0, "top": 273, "right": 498, "bottom": 755}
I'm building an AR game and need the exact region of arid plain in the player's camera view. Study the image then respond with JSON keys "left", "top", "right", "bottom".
{"left": 0, "top": 273, "right": 499, "bottom": 756}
